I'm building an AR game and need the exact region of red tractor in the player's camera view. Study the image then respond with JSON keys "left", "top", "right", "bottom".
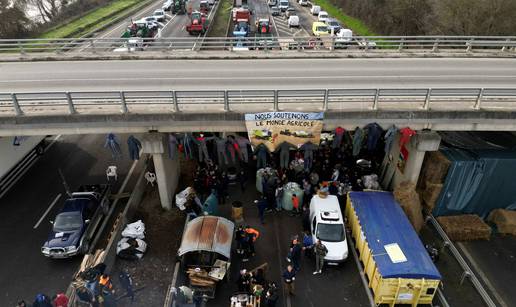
{"left": 186, "top": 11, "right": 208, "bottom": 35}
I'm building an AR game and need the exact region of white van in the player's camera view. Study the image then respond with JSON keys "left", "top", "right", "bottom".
{"left": 309, "top": 194, "right": 348, "bottom": 263}
{"left": 288, "top": 15, "right": 299, "bottom": 28}
{"left": 310, "top": 5, "right": 321, "bottom": 15}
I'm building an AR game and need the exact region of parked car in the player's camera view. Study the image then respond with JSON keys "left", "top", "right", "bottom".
{"left": 41, "top": 185, "right": 111, "bottom": 259}
{"left": 298, "top": 0, "right": 308, "bottom": 6}
{"left": 271, "top": 6, "right": 281, "bottom": 16}
{"left": 285, "top": 7, "right": 296, "bottom": 18}
{"left": 153, "top": 9, "right": 166, "bottom": 22}
{"left": 310, "top": 5, "right": 321, "bottom": 15}
{"left": 318, "top": 11, "right": 329, "bottom": 23}
{"left": 268, "top": 0, "right": 277, "bottom": 6}
{"left": 325, "top": 18, "right": 341, "bottom": 34}
{"left": 137, "top": 16, "right": 159, "bottom": 26}
{"left": 288, "top": 15, "right": 300, "bottom": 28}
{"left": 312, "top": 21, "right": 329, "bottom": 36}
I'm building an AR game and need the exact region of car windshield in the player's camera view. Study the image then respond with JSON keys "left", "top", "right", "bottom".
{"left": 317, "top": 26, "right": 328, "bottom": 32}
{"left": 53, "top": 212, "right": 83, "bottom": 232}
{"left": 329, "top": 21, "right": 339, "bottom": 26}
{"left": 316, "top": 223, "right": 345, "bottom": 242}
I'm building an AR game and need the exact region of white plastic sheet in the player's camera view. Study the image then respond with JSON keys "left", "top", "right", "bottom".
{"left": 121, "top": 220, "right": 146, "bottom": 239}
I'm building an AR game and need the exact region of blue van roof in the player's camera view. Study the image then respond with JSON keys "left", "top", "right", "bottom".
{"left": 349, "top": 191, "right": 441, "bottom": 280}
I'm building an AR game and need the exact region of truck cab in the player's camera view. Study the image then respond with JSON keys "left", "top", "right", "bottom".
{"left": 278, "top": 0, "right": 289, "bottom": 11}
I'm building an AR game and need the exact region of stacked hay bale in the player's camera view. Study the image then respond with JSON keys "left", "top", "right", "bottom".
{"left": 418, "top": 151, "right": 451, "bottom": 213}
{"left": 393, "top": 181, "right": 424, "bottom": 233}
{"left": 437, "top": 215, "right": 491, "bottom": 241}
{"left": 487, "top": 209, "right": 516, "bottom": 236}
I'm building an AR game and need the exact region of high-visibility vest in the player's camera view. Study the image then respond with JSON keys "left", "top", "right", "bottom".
{"left": 99, "top": 276, "right": 112, "bottom": 289}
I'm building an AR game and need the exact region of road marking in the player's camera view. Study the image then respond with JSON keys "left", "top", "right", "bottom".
{"left": 45, "top": 134, "right": 62, "bottom": 151}
{"left": 34, "top": 193, "right": 62, "bottom": 229}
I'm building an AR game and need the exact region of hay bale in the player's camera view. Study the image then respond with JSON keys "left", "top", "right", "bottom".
{"left": 422, "top": 181, "right": 444, "bottom": 213}
{"left": 394, "top": 181, "right": 424, "bottom": 233}
{"left": 419, "top": 151, "right": 451, "bottom": 189}
{"left": 437, "top": 215, "right": 491, "bottom": 241}
{"left": 487, "top": 209, "right": 516, "bottom": 236}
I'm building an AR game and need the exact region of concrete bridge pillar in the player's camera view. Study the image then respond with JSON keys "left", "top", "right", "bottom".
{"left": 381, "top": 130, "right": 441, "bottom": 190}
{"left": 141, "top": 133, "right": 180, "bottom": 210}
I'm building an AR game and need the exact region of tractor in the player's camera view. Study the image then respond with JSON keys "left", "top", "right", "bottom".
{"left": 172, "top": 0, "right": 186, "bottom": 14}
{"left": 121, "top": 21, "right": 157, "bottom": 39}
{"left": 186, "top": 11, "right": 208, "bottom": 35}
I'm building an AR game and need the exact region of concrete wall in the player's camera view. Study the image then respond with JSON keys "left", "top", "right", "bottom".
{"left": 3, "top": 110, "right": 516, "bottom": 136}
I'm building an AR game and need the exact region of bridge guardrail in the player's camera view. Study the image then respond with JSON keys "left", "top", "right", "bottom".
{"left": 2, "top": 88, "right": 516, "bottom": 117}
{"left": 0, "top": 36, "right": 516, "bottom": 54}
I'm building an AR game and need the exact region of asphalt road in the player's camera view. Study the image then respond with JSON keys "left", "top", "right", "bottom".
{"left": 1, "top": 58, "right": 516, "bottom": 92}
{"left": 0, "top": 134, "right": 139, "bottom": 305}
{"left": 206, "top": 167, "right": 370, "bottom": 307}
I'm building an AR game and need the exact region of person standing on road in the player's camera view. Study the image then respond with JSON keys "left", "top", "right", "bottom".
{"left": 118, "top": 270, "right": 135, "bottom": 302}
{"left": 291, "top": 194, "right": 300, "bottom": 216}
{"left": 264, "top": 282, "right": 279, "bottom": 307}
{"left": 235, "top": 225, "right": 246, "bottom": 255}
{"left": 275, "top": 184, "right": 284, "bottom": 211}
{"left": 314, "top": 240, "right": 328, "bottom": 275}
{"left": 282, "top": 265, "right": 296, "bottom": 296}
{"left": 289, "top": 238, "right": 302, "bottom": 271}
{"left": 255, "top": 197, "right": 268, "bottom": 225}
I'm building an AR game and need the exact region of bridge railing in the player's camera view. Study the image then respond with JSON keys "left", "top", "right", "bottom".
{"left": 2, "top": 88, "right": 516, "bottom": 117}
{"left": 0, "top": 36, "right": 516, "bottom": 54}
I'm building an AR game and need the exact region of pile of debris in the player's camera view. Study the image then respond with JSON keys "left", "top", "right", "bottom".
{"left": 437, "top": 214, "right": 491, "bottom": 241}
{"left": 116, "top": 220, "right": 147, "bottom": 260}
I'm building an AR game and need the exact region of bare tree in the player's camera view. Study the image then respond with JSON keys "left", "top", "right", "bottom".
{"left": 0, "top": 0, "right": 31, "bottom": 38}
{"left": 29, "top": 0, "right": 70, "bottom": 22}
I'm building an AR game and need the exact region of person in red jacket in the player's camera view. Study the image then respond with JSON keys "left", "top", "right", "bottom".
{"left": 52, "top": 293, "right": 69, "bottom": 307}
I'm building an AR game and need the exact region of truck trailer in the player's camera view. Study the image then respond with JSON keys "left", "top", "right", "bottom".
{"left": 346, "top": 191, "right": 441, "bottom": 306}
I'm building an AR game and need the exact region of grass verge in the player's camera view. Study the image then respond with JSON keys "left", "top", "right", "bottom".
{"left": 207, "top": 0, "right": 233, "bottom": 37}
{"left": 39, "top": 0, "right": 141, "bottom": 39}
{"left": 311, "top": 0, "right": 377, "bottom": 36}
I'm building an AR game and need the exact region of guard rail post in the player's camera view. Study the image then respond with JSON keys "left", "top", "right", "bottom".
{"left": 466, "top": 40, "right": 473, "bottom": 53}
{"left": 119, "top": 91, "right": 129, "bottom": 114}
{"left": 423, "top": 88, "right": 432, "bottom": 110}
{"left": 398, "top": 38, "right": 404, "bottom": 52}
{"left": 372, "top": 89, "right": 379, "bottom": 110}
{"left": 501, "top": 38, "right": 510, "bottom": 52}
{"left": 65, "top": 92, "right": 76, "bottom": 114}
{"left": 11, "top": 93, "right": 23, "bottom": 116}
{"left": 474, "top": 88, "right": 484, "bottom": 110}
{"left": 18, "top": 41, "right": 26, "bottom": 55}
{"left": 323, "top": 89, "right": 329, "bottom": 111}
{"left": 172, "top": 90, "right": 179, "bottom": 112}
{"left": 89, "top": 39, "right": 96, "bottom": 53}
{"left": 273, "top": 90, "right": 279, "bottom": 112}
{"left": 432, "top": 39, "right": 439, "bottom": 53}
{"left": 224, "top": 90, "right": 230, "bottom": 112}
{"left": 127, "top": 38, "right": 132, "bottom": 53}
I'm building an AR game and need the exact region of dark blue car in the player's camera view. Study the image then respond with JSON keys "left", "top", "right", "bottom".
{"left": 41, "top": 197, "right": 99, "bottom": 258}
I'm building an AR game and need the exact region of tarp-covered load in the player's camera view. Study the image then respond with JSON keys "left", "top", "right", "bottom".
{"left": 434, "top": 147, "right": 516, "bottom": 218}
{"left": 346, "top": 191, "right": 440, "bottom": 306}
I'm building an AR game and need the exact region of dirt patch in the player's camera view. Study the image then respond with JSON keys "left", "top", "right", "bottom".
{"left": 114, "top": 189, "right": 185, "bottom": 306}
{"left": 112, "top": 157, "right": 197, "bottom": 306}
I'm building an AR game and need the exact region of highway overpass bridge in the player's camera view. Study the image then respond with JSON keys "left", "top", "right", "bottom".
{"left": 1, "top": 58, "right": 516, "bottom": 135}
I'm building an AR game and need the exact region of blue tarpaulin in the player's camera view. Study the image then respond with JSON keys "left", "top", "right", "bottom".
{"left": 434, "top": 147, "right": 516, "bottom": 218}
{"left": 350, "top": 191, "right": 441, "bottom": 280}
